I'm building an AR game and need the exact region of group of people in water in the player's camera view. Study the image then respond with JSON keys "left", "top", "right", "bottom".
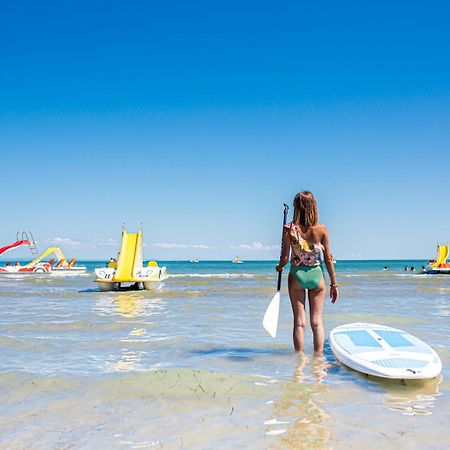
{"left": 383, "top": 265, "right": 426, "bottom": 271}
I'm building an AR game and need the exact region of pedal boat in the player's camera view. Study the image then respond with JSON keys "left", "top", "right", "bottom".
{"left": 0, "top": 232, "right": 86, "bottom": 275}
{"left": 423, "top": 243, "right": 450, "bottom": 274}
{"left": 0, "top": 232, "right": 51, "bottom": 274}
{"left": 94, "top": 226, "right": 167, "bottom": 291}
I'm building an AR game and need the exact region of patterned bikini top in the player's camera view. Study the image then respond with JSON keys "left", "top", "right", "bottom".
{"left": 285, "top": 222, "right": 324, "bottom": 267}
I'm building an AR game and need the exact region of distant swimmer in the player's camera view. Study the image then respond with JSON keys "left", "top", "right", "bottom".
{"left": 383, "top": 266, "right": 388, "bottom": 271}
{"left": 404, "top": 266, "right": 408, "bottom": 271}
{"left": 410, "top": 266, "right": 415, "bottom": 271}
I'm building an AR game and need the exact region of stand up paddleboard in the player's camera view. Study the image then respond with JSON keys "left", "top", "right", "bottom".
{"left": 329, "top": 323, "right": 442, "bottom": 380}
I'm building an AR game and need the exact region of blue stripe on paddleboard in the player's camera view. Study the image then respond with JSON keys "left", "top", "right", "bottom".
{"left": 375, "top": 331, "right": 412, "bottom": 347}
{"left": 334, "top": 330, "right": 382, "bottom": 354}
{"left": 374, "top": 330, "right": 432, "bottom": 353}
{"left": 372, "top": 358, "right": 428, "bottom": 369}
{"left": 336, "top": 330, "right": 382, "bottom": 347}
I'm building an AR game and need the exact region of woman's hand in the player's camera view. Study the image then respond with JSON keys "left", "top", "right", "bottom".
{"left": 330, "top": 285, "right": 339, "bottom": 303}
{"left": 275, "top": 264, "right": 284, "bottom": 272}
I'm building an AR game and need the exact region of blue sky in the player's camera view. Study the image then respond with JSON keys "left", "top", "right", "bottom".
{"left": 1, "top": 1, "right": 449, "bottom": 260}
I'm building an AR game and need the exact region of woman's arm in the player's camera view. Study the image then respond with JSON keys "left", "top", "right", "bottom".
{"left": 321, "top": 225, "right": 339, "bottom": 303}
{"left": 276, "top": 227, "right": 291, "bottom": 272}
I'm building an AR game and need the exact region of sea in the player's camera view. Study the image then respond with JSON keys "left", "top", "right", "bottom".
{"left": 0, "top": 260, "right": 449, "bottom": 449}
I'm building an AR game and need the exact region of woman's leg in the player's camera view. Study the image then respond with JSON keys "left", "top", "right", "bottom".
{"left": 288, "top": 272, "right": 307, "bottom": 351}
{"left": 308, "top": 276, "right": 326, "bottom": 355}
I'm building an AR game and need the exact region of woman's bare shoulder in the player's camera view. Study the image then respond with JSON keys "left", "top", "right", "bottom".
{"left": 314, "top": 224, "right": 328, "bottom": 237}
{"left": 312, "top": 223, "right": 327, "bottom": 231}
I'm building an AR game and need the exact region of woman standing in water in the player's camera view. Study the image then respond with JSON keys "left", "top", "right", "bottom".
{"left": 276, "top": 191, "right": 338, "bottom": 354}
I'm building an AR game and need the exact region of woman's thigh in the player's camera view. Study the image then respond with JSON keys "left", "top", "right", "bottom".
{"left": 308, "top": 276, "right": 326, "bottom": 323}
{"left": 288, "top": 272, "right": 306, "bottom": 324}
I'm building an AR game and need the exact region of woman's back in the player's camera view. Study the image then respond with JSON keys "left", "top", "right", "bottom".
{"left": 295, "top": 223, "right": 325, "bottom": 245}
{"left": 286, "top": 222, "right": 325, "bottom": 267}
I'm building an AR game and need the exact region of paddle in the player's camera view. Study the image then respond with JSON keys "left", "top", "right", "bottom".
{"left": 263, "top": 203, "right": 289, "bottom": 338}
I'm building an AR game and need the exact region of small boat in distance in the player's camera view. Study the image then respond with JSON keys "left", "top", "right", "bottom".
{"left": 190, "top": 259, "right": 200, "bottom": 263}
{"left": 232, "top": 256, "right": 244, "bottom": 264}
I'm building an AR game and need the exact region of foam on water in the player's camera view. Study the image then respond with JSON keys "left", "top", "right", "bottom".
{"left": 169, "top": 273, "right": 256, "bottom": 278}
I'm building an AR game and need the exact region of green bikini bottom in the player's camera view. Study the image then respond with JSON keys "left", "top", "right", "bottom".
{"left": 290, "top": 265, "right": 324, "bottom": 290}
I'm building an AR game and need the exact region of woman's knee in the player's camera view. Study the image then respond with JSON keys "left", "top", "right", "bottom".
{"left": 310, "top": 316, "right": 323, "bottom": 330}
{"left": 294, "top": 319, "right": 307, "bottom": 329}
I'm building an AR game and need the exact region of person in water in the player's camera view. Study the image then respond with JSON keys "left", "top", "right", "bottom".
{"left": 107, "top": 257, "right": 118, "bottom": 268}
{"left": 276, "top": 191, "right": 338, "bottom": 354}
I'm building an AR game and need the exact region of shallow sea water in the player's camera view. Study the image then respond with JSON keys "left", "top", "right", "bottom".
{"left": 0, "top": 260, "right": 449, "bottom": 449}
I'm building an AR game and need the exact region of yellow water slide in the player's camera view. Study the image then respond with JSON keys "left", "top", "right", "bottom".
{"left": 113, "top": 228, "right": 143, "bottom": 282}
{"left": 431, "top": 244, "right": 449, "bottom": 268}
{"left": 24, "top": 247, "right": 67, "bottom": 268}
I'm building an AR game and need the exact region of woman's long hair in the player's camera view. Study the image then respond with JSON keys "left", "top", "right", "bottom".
{"left": 293, "top": 191, "right": 318, "bottom": 227}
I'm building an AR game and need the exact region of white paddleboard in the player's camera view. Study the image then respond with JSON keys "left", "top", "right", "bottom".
{"left": 329, "top": 323, "right": 442, "bottom": 379}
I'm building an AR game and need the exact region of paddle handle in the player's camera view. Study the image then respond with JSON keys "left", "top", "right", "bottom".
{"left": 277, "top": 203, "right": 289, "bottom": 291}
{"left": 276, "top": 268, "right": 283, "bottom": 291}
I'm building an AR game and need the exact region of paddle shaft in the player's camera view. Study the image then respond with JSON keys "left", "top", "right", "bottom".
{"left": 276, "top": 204, "right": 289, "bottom": 291}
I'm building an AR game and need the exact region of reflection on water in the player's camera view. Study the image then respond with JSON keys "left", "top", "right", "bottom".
{"left": 266, "top": 354, "right": 332, "bottom": 449}
{"left": 333, "top": 352, "right": 442, "bottom": 417}
{"left": 92, "top": 293, "right": 168, "bottom": 372}
{"left": 113, "top": 349, "right": 149, "bottom": 372}
{"left": 94, "top": 293, "right": 165, "bottom": 318}
{"left": 378, "top": 376, "right": 441, "bottom": 416}
{"left": 115, "top": 294, "right": 145, "bottom": 318}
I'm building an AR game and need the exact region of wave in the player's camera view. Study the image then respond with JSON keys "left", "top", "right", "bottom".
{"left": 392, "top": 273, "right": 423, "bottom": 278}
{"left": 168, "top": 273, "right": 255, "bottom": 279}
{"left": 50, "top": 272, "right": 91, "bottom": 278}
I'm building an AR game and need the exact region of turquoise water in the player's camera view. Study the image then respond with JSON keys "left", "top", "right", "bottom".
{"left": 0, "top": 260, "right": 449, "bottom": 448}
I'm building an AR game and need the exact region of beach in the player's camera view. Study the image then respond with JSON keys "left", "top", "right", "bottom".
{"left": 0, "top": 260, "right": 449, "bottom": 449}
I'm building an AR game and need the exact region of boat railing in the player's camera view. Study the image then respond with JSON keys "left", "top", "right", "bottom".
{"left": 16, "top": 230, "right": 38, "bottom": 257}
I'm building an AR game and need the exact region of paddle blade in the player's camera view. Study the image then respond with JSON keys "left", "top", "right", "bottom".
{"left": 263, "top": 291, "right": 280, "bottom": 338}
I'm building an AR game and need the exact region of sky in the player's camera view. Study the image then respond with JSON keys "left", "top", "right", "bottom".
{"left": 1, "top": 0, "right": 449, "bottom": 260}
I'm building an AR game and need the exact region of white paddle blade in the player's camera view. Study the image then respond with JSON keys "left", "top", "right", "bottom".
{"left": 263, "top": 291, "right": 280, "bottom": 338}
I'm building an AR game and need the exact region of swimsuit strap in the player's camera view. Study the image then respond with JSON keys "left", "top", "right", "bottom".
{"left": 290, "top": 222, "right": 323, "bottom": 253}
{"left": 293, "top": 223, "right": 309, "bottom": 250}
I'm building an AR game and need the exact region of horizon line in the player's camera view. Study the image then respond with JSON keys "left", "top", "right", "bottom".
{"left": 0, "top": 258, "right": 431, "bottom": 262}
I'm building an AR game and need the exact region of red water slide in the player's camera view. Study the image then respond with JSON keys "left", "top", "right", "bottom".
{"left": 0, "top": 240, "right": 32, "bottom": 256}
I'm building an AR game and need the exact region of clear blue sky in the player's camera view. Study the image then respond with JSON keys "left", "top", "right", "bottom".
{"left": 1, "top": 1, "right": 449, "bottom": 260}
